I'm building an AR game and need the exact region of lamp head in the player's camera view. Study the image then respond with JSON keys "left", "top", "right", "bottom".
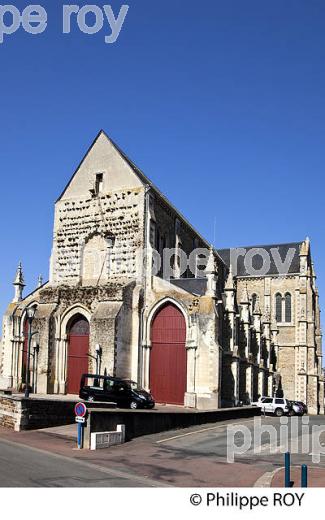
{"left": 26, "top": 305, "right": 36, "bottom": 321}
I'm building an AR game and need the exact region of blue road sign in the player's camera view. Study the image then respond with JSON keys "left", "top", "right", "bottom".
{"left": 74, "top": 402, "right": 87, "bottom": 418}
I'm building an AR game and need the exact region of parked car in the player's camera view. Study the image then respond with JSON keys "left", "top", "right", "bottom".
{"left": 288, "top": 400, "right": 307, "bottom": 416}
{"left": 295, "top": 401, "right": 308, "bottom": 415}
{"left": 251, "top": 396, "right": 267, "bottom": 407}
{"left": 253, "top": 396, "right": 291, "bottom": 417}
{"left": 79, "top": 374, "right": 155, "bottom": 409}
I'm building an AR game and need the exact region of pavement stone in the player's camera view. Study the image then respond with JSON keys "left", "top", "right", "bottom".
{"left": 271, "top": 466, "right": 325, "bottom": 487}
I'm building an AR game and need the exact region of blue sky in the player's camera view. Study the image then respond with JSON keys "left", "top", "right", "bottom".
{"left": 0, "top": 0, "right": 324, "bottom": 328}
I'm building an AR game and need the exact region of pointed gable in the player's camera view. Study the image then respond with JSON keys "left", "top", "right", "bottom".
{"left": 57, "top": 130, "right": 144, "bottom": 201}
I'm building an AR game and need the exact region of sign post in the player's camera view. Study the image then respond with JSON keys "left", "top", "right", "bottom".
{"left": 74, "top": 402, "right": 87, "bottom": 449}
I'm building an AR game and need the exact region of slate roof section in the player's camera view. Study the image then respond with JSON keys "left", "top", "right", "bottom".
{"left": 217, "top": 242, "right": 303, "bottom": 277}
{"left": 170, "top": 278, "right": 208, "bottom": 296}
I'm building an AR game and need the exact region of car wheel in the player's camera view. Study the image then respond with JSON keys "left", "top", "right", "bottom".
{"left": 275, "top": 408, "right": 284, "bottom": 417}
{"left": 130, "top": 400, "right": 138, "bottom": 410}
{"left": 288, "top": 409, "right": 295, "bottom": 416}
{"left": 87, "top": 396, "right": 95, "bottom": 402}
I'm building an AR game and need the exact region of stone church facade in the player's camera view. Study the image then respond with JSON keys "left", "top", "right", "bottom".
{"left": 0, "top": 131, "right": 323, "bottom": 413}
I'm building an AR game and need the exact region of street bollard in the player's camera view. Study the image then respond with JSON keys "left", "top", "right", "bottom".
{"left": 77, "top": 422, "right": 83, "bottom": 449}
{"left": 285, "top": 452, "right": 291, "bottom": 487}
{"left": 301, "top": 464, "right": 308, "bottom": 488}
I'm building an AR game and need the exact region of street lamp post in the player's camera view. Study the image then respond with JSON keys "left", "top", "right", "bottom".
{"left": 87, "top": 344, "right": 103, "bottom": 375}
{"left": 25, "top": 305, "right": 36, "bottom": 399}
{"left": 95, "top": 344, "right": 102, "bottom": 375}
{"left": 32, "top": 344, "right": 40, "bottom": 393}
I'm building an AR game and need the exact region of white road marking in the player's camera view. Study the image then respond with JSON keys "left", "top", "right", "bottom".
{"left": 156, "top": 418, "right": 256, "bottom": 444}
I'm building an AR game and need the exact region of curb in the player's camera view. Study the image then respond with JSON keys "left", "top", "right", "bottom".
{"left": 253, "top": 467, "right": 283, "bottom": 487}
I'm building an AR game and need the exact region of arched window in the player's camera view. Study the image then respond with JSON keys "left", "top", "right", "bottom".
{"left": 275, "top": 293, "right": 282, "bottom": 322}
{"left": 285, "top": 293, "right": 292, "bottom": 323}
{"left": 251, "top": 294, "right": 258, "bottom": 312}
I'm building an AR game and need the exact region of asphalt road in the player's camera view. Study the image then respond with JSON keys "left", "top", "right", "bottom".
{"left": 155, "top": 415, "right": 325, "bottom": 467}
{"left": 1, "top": 414, "right": 325, "bottom": 487}
{"left": 0, "top": 438, "right": 161, "bottom": 487}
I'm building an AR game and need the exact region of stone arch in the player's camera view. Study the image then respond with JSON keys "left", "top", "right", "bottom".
{"left": 145, "top": 297, "right": 189, "bottom": 347}
{"left": 149, "top": 302, "right": 187, "bottom": 405}
{"left": 141, "top": 297, "right": 193, "bottom": 405}
{"left": 59, "top": 304, "right": 91, "bottom": 338}
{"left": 66, "top": 313, "right": 90, "bottom": 394}
{"left": 19, "top": 302, "right": 39, "bottom": 336}
{"left": 54, "top": 304, "right": 91, "bottom": 394}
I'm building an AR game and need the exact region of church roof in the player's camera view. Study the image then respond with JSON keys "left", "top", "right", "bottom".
{"left": 170, "top": 278, "right": 207, "bottom": 296}
{"left": 218, "top": 241, "right": 303, "bottom": 277}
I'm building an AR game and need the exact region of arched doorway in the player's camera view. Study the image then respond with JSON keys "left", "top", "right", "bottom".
{"left": 66, "top": 314, "right": 89, "bottom": 394}
{"left": 150, "top": 303, "right": 187, "bottom": 405}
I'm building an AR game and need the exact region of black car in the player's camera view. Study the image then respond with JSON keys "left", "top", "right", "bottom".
{"left": 79, "top": 374, "right": 155, "bottom": 409}
{"left": 287, "top": 400, "right": 307, "bottom": 416}
{"left": 294, "top": 400, "right": 308, "bottom": 415}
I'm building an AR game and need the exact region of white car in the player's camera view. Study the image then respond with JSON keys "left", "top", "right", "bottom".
{"left": 253, "top": 396, "right": 290, "bottom": 417}
{"left": 251, "top": 396, "right": 267, "bottom": 406}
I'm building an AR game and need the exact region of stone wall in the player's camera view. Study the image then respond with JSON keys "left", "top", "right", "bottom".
{"left": 0, "top": 395, "right": 18, "bottom": 429}
{"left": 235, "top": 265, "right": 322, "bottom": 411}
{"left": 51, "top": 187, "right": 145, "bottom": 286}
{"left": 150, "top": 193, "right": 208, "bottom": 278}
{"left": 278, "top": 346, "right": 296, "bottom": 400}
{"left": 0, "top": 396, "right": 77, "bottom": 431}
{"left": 0, "top": 395, "right": 116, "bottom": 431}
{"left": 84, "top": 406, "right": 261, "bottom": 447}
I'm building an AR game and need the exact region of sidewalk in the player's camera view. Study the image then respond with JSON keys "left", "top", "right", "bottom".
{"left": 7, "top": 392, "right": 80, "bottom": 401}
{"left": 271, "top": 466, "right": 325, "bottom": 487}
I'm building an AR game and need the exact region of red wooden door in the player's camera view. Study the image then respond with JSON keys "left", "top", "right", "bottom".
{"left": 150, "top": 304, "right": 187, "bottom": 405}
{"left": 67, "top": 315, "right": 89, "bottom": 394}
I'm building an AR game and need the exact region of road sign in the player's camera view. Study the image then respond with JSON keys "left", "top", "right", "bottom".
{"left": 75, "top": 416, "right": 86, "bottom": 424}
{"left": 74, "top": 402, "right": 87, "bottom": 418}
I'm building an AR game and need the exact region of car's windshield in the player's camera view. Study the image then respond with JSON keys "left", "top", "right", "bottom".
{"left": 126, "top": 380, "right": 145, "bottom": 391}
